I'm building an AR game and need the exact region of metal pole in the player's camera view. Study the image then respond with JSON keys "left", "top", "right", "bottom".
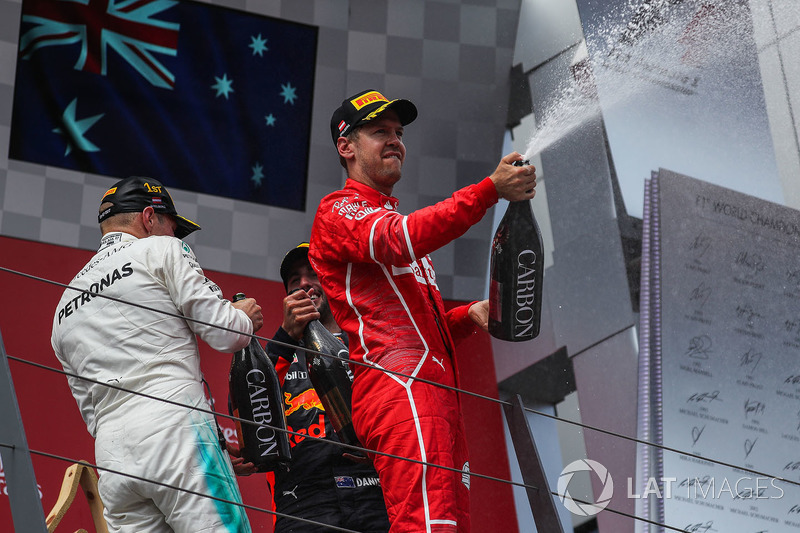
{"left": 0, "top": 328, "right": 48, "bottom": 532}
{"left": 503, "top": 393, "right": 566, "bottom": 533}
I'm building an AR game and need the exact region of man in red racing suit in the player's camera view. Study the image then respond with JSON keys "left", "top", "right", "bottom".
{"left": 308, "top": 89, "right": 538, "bottom": 532}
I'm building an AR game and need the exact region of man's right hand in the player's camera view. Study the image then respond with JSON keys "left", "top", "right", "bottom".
{"left": 489, "top": 152, "right": 537, "bottom": 202}
{"left": 233, "top": 297, "right": 263, "bottom": 332}
{"left": 227, "top": 443, "right": 257, "bottom": 476}
{"left": 282, "top": 289, "right": 320, "bottom": 340}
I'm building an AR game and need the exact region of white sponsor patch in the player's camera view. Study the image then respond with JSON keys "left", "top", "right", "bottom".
{"left": 391, "top": 258, "right": 438, "bottom": 290}
{"left": 331, "top": 197, "right": 381, "bottom": 221}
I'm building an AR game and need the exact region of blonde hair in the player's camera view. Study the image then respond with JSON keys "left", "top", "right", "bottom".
{"left": 99, "top": 203, "right": 140, "bottom": 232}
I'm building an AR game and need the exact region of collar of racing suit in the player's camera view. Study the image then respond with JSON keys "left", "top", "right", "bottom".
{"left": 343, "top": 178, "right": 400, "bottom": 212}
{"left": 98, "top": 231, "right": 138, "bottom": 252}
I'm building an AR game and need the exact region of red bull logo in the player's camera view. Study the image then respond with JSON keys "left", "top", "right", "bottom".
{"left": 284, "top": 388, "right": 325, "bottom": 416}
{"left": 287, "top": 414, "right": 326, "bottom": 447}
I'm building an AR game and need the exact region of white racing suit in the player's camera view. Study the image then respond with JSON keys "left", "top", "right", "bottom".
{"left": 51, "top": 231, "right": 253, "bottom": 533}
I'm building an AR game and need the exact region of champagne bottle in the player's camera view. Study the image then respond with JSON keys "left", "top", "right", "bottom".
{"left": 488, "top": 160, "right": 544, "bottom": 342}
{"left": 229, "top": 293, "right": 291, "bottom": 471}
{"left": 302, "top": 320, "right": 361, "bottom": 449}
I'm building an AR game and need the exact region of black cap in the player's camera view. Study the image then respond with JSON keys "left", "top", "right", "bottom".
{"left": 330, "top": 89, "right": 417, "bottom": 146}
{"left": 280, "top": 242, "right": 310, "bottom": 290}
{"left": 97, "top": 176, "right": 201, "bottom": 239}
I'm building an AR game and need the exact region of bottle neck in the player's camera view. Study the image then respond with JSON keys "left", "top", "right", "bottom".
{"left": 508, "top": 198, "right": 532, "bottom": 208}
{"left": 506, "top": 199, "right": 534, "bottom": 220}
{"left": 319, "top": 313, "right": 341, "bottom": 335}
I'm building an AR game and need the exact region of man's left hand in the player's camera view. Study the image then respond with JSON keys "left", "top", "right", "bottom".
{"left": 343, "top": 452, "right": 372, "bottom": 464}
{"left": 468, "top": 300, "right": 489, "bottom": 333}
{"left": 227, "top": 443, "right": 257, "bottom": 476}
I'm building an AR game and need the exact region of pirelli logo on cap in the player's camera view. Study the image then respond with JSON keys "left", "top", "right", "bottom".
{"left": 351, "top": 91, "right": 388, "bottom": 110}
{"left": 102, "top": 187, "right": 117, "bottom": 199}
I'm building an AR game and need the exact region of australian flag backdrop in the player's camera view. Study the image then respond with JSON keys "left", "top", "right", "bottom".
{"left": 10, "top": 0, "right": 318, "bottom": 211}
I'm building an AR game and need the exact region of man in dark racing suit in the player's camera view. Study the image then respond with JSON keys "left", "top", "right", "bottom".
{"left": 266, "top": 243, "right": 390, "bottom": 533}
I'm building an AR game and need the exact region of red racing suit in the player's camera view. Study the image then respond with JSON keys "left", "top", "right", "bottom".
{"left": 308, "top": 177, "right": 499, "bottom": 533}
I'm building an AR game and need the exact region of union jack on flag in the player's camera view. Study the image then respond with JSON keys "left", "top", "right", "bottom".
{"left": 20, "top": 0, "right": 179, "bottom": 89}
{"left": 10, "top": 0, "right": 318, "bottom": 211}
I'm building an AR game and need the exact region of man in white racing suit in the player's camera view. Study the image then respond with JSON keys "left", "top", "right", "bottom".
{"left": 51, "top": 176, "right": 263, "bottom": 532}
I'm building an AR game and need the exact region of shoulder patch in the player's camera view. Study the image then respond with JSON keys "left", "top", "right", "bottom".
{"left": 331, "top": 196, "right": 382, "bottom": 221}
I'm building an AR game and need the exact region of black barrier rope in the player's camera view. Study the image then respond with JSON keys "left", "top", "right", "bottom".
{"left": 3, "top": 265, "right": 800, "bottom": 532}
{"left": 5, "top": 263, "right": 800, "bottom": 489}
{"left": 0, "top": 266, "right": 511, "bottom": 407}
{"left": 7, "top": 349, "right": 800, "bottom": 533}
{"left": 519, "top": 402, "right": 800, "bottom": 490}
{"left": 0, "top": 442, "right": 360, "bottom": 533}
{"left": 5, "top": 354, "right": 539, "bottom": 493}
{"left": 0, "top": 440, "right": 691, "bottom": 533}
{"left": 546, "top": 491, "right": 689, "bottom": 533}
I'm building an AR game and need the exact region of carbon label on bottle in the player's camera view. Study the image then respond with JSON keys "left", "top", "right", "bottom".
{"left": 513, "top": 250, "right": 538, "bottom": 339}
{"left": 246, "top": 369, "right": 280, "bottom": 458}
